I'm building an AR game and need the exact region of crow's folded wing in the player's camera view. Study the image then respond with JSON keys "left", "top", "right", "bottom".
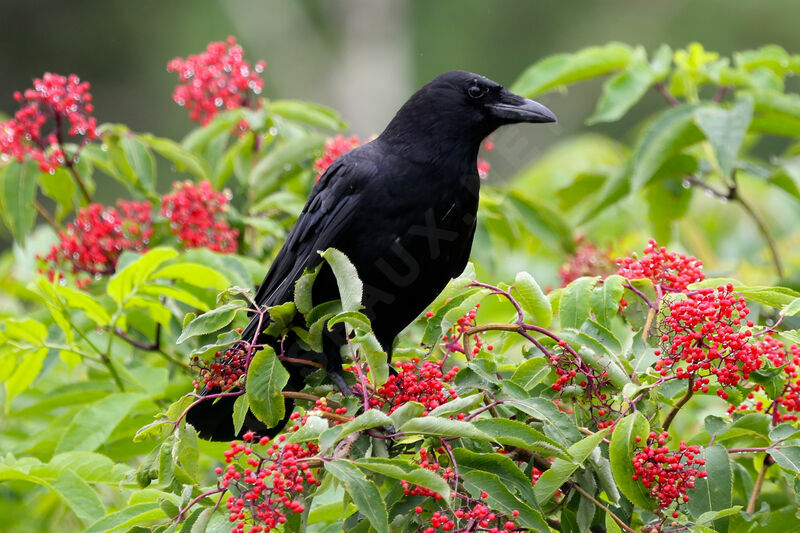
{"left": 249, "top": 150, "right": 373, "bottom": 315}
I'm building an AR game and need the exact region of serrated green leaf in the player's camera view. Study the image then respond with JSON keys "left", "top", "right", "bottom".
{"left": 319, "top": 409, "right": 392, "bottom": 451}
{"left": 246, "top": 346, "right": 290, "bottom": 428}
{"left": 320, "top": 248, "right": 362, "bottom": 313}
{"left": 694, "top": 97, "right": 754, "bottom": 178}
{"left": 472, "top": 418, "right": 571, "bottom": 460}
{"left": 512, "top": 42, "right": 633, "bottom": 97}
{"left": 510, "top": 357, "right": 551, "bottom": 390}
{"left": 768, "top": 446, "right": 800, "bottom": 473}
{"left": 591, "top": 274, "right": 625, "bottom": 327}
{"left": 355, "top": 457, "right": 450, "bottom": 502}
{"left": 688, "top": 445, "right": 732, "bottom": 533}
{"left": 176, "top": 303, "right": 241, "bottom": 344}
{"left": 325, "top": 460, "right": 388, "bottom": 533}
{"left": 120, "top": 135, "right": 156, "bottom": 192}
{"left": 512, "top": 271, "right": 552, "bottom": 327}
{"left": 398, "top": 416, "right": 491, "bottom": 440}
{"left": 462, "top": 469, "right": 549, "bottom": 532}
{"left": 0, "top": 159, "right": 40, "bottom": 244}
{"left": 559, "top": 277, "right": 596, "bottom": 328}
{"left": 630, "top": 104, "right": 704, "bottom": 191}
{"left": 534, "top": 428, "right": 609, "bottom": 503}
{"left": 153, "top": 263, "right": 230, "bottom": 290}
{"left": 55, "top": 393, "right": 145, "bottom": 453}
{"left": 609, "top": 412, "right": 654, "bottom": 510}
{"left": 588, "top": 48, "right": 655, "bottom": 125}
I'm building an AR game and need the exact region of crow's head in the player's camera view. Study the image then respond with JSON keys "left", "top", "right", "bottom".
{"left": 382, "top": 70, "right": 556, "bottom": 148}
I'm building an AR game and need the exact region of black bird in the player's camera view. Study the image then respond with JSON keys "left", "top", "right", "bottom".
{"left": 186, "top": 70, "right": 556, "bottom": 440}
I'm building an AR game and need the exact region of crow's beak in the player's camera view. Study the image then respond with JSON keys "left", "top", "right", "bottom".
{"left": 488, "top": 90, "right": 557, "bottom": 124}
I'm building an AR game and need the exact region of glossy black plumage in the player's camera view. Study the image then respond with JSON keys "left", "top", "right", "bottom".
{"left": 186, "top": 70, "right": 555, "bottom": 440}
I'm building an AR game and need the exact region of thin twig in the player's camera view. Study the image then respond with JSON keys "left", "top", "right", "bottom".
{"left": 734, "top": 194, "right": 784, "bottom": 279}
{"left": 571, "top": 483, "right": 637, "bottom": 533}
{"left": 663, "top": 378, "right": 694, "bottom": 431}
{"left": 655, "top": 82, "right": 680, "bottom": 107}
{"left": 34, "top": 200, "right": 60, "bottom": 231}
{"left": 712, "top": 85, "right": 730, "bottom": 103}
{"left": 746, "top": 455, "right": 774, "bottom": 513}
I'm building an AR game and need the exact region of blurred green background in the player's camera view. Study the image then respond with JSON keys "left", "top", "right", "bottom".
{"left": 3, "top": 0, "right": 800, "bottom": 155}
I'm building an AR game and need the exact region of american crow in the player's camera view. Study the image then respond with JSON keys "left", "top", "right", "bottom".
{"left": 186, "top": 70, "right": 556, "bottom": 440}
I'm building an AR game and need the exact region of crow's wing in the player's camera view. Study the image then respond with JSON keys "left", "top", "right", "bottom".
{"left": 248, "top": 149, "right": 374, "bottom": 317}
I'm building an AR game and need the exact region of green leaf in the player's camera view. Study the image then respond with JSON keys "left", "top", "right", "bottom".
{"left": 559, "top": 276, "right": 596, "bottom": 328}
{"left": 52, "top": 469, "right": 105, "bottom": 522}
{"left": 107, "top": 248, "right": 179, "bottom": 306}
{"left": 355, "top": 457, "right": 450, "bottom": 502}
{"left": 294, "top": 264, "right": 322, "bottom": 315}
{"left": 48, "top": 452, "right": 128, "bottom": 483}
{"left": 630, "top": 104, "right": 704, "bottom": 191}
{"left": 511, "top": 357, "right": 551, "bottom": 390}
{"left": 139, "top": 283, "right": 209, "bottom": 311}
{"left": 461, "top": 470, "right": 549, "bottom": 531}
{"left": 318, "top": 409, "right": 392, "bottom": 451}
{"left": 249, "top": 134, "right": 325, "bottom": 196}
{"left": 591, "top": 274, "right": 625, "bottom": 327}
{"left": 768, "top": 446, "right": 800, "bottom": 473}
{"left": 39, "top": 168, "right": 75, "bottom": 220}
{"left": 505, "top": 397, "right": 582, "bottom": 446}
{"left": 472, "top": 418, "right": 571, "bottom": 460}
{"left": 232, "top": 394, "right": 249, "bottom": 436}
{"left": 533, "top": 428, "right": 609, "bottom": 503}
{"left": 694, "top": 97, "right": 754, "bottom": 178}
{"left": 427, "top": 393, "right": 483, "bottom": 417}
{"left": 688, "top": 445, "right": 733, "bottom": 533}
{"left": 512, "top": 42, "right": 633, "bottom": 97}
{"left": 4, "top": 348, "right": 47, "bottom": 413}
{"left": 246, "top": 346, "right": 290, "bottom": 428}
{"left": 153, "top": 263, "right": 230, "bottom": 290}
{"left": 176, "top": 303, "right": 241, "bottom": 344}
{"left": 138, "top": 134, "right": 208, "bottom": 179}
{"left": 608, "top": 412, "right": 655, "bottom": 510}
{"left": 325, "top": 460, "right": 388, "bottom": 533}
{"left": 352, "top": 330, "right": 389, "bottom": 388}
{"left": 454, "top": 448, "right": 539, "bottom": 508}
{"left": 388, "top": 401, "right": 424, "bottom": 428}
{"left": 512, "top": 271, "right": 552, "bottom": 327}
{"left": 82, "top": 502, "right": 166, "bottom": 533}
{"left": 780, "top": 297, "right": 800, "bottom": 317}
{"left": 0, "top": 159, "right": 40, "bottom": 244}
{"left": 320, "top": 248, "right": 362, "bottom": 312}
{"left": 269, "top": 100, "right": 347, "bottom": 131}
{"left": 54, "top": 285, "right": 112, "bottom": 327}
{"left": 588, "top": 48, "right": 655, "bottom": 125}
{"left": 120, "top": 136, "right": 156, "bottom": 191}
{"left": 55, "top": 393, "right": 145, "bottom": 453}
{"left": 645, "top": 176, "right": 692, "bottom": 243}
{"left": 506, "top": 191, "right": 573, "bottom": 253}
{"left": 398, "top": 416, "right": 491, "bottom": 440}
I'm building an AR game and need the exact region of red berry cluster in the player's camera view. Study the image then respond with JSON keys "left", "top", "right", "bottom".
{"left": 732, "top": 338, "right": 800, "bottom": 422}
{"left": 160, "top": 180, "right": 239, "bottom": 253}
{"left": 38, "top": 200, "right": 152, "bottom": 287}
{"left": 365, "top": 358, "right": 458, "bottom": 414}
{"left": 402, "top": 448, "right": 454, "bottom": 500}
{"left": 167, "top": 36, "right": 265, "bottom": 125}
{"left": 656, "top": 284, "right": 762, "bottom": 396}
{"left": 219, "top": 422, "right": 320, "bottom": 533}
{"left": 191, "top": 343, "right": 248, "bottom": 391}
{"left": 631, "top": 431, "right": 707, "bottom": 516}
{"left": 617, "top": 239, "right": 704, "bottom": 291}
{"left": 310, "top": 396, "right": 349, "bottom": 423}
{"left": 559, "top": 238, "right": 615, "bottom": 286}
{"left": 437, "top": 303, "right": 493, "bottom": 356}
{"left": 415, "top": 498, "right": 519, "bottom": 533}
{"left": 0, "top": 73, "right": 97, "bottom": 172}
{"left": 313, "top": 135, "right": 360, "bottom": 181}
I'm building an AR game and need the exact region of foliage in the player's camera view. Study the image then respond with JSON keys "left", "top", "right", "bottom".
{"left": 2, "top": 40, "right": 800, "bottom": 533}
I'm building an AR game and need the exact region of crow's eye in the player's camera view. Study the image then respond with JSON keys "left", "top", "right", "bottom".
{"left": 467, "top": 84, "right": 486, "bottom": 98}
